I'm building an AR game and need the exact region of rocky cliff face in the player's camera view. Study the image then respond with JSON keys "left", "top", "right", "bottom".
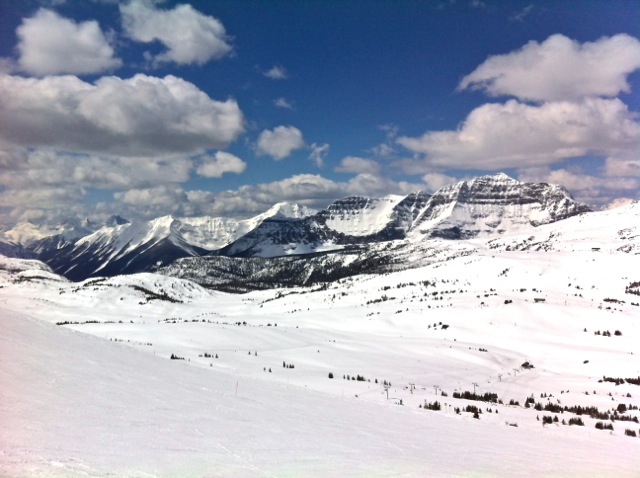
{"left": 217, "top": 174, "right": 591, "bottom": 256}
{"left": 410, "top": 173, "right": 591, "bottom": 239}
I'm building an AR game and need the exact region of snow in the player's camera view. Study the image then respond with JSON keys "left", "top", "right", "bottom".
{"left": 1, "top": 233, "right": 640, "bottom": 475}
{"left": 178, "top": 203, "right": 313, "bottom": 251}
{"left": 325, "top": 195, "right": 404, "bottom": 236}
{"left": 1, "top": 219, "right": 92, "bottom": 246}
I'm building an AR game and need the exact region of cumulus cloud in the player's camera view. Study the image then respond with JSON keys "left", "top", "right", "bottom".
{"left": 604, "top": 157, "right": 640, "bottom": 177}
{"left": 196, "top": 151, "right": 246, "bottom": 178}
{"left": 308, "top": 143, "right": 330, "bottom": 168}
{"left": 517, "top": 167, "right": 639, "bottom": 206}
{"left": 0, "top": 186, "right": 85, "bottom": 209}
{"left": 0, "top": 148, "right": 193, "bottom": 191}
{"left": 274, "top": 97, "right": 294, "bottom": 109}
{"left": 120, "top": 0, "right": 232, "bottom": 66}
{"left": 197, "top": 173, "right": 423, "bottom": 218}
{"left": 0, "top": 146, "right": 198, "bottom": 226}
{"left": 15, "top": 8, "right": 121, "bottom": 76}
{"left": 335, "top": 156, "right": 381, "bottom": 175}
{"left": 113, "top": 185, "right": 192, "bottom": 218}
{"left": 256, "top": 125, "right": 305, "bottom": 160}
{"left": 422, "top": 172, "right": 458, "bottom": 192}
{"left": 0, "top": 73, "right": 244, "bottom": 156}
{"left": 263, "top": 65, "right": 288, "bottom": 79}
{"left": 459, "top": 34, "right": 640, "bottom": 102}
{"left": 345, "top": 174, "right": 423, "bottom": 198}
{"left": 396, "top": 98, "right": 640, "bottom": 170}
{"left": 510, "top": 4, "right": 533, "bottom": 22}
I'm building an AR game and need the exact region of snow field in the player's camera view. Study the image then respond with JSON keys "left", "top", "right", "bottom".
{"left": 1, "top": 247, "right": 639, "bottom": 476}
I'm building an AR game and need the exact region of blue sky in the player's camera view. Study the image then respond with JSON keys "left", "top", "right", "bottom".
{"left": 0, "top": 0, "right": 639, "bottom": 227}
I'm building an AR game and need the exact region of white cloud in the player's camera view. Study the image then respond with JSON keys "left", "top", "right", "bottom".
{"left": 335, "top": 156, "right": 381, "bottom": 175}
{"left": 510, "top": 4, "right": 533, "bottom": 22}
{"left": 16, "top": 8, "right": 121, "bottom": 76}
{"left": 368, "top": 124, "right": 400, "bottom": 158}
{"left": 0, "top": 148, "right": 193, "bottom": 191}
{"left": 0, "top": 186, "right": 85, "bottom": 209}
{"left": 345, "top": 174, "right": 422, "bottom": 198}
{"left": 0, "top": 73, "right": 244, "bottom": 156}
{"left": 308, "top": 143, "right": 330, "bottom": 168}
{"left": 604, "top": 157, "right": 640, "bottom": 177}
{"left": 422, "top": 172, "right": 458, "bottom": 192}
{"left": 274, "top": 97, "right": 294, "bottom": 109}
{"left": 470, "top": 0, "right": 487, "bottom": 8}
{"left": 459, "top": 34, "right": 640, "bottom": 102}
{"left": 256, "top": 125, "right": 305, "bottom": 160}
{"left": 115, "top": 185, "right": 186, "bottom": 208}
{"left": 196, "top": 151, "right": 246, "bottom": 178}
{"left": 263, "top": 65, "right": 288, "bottom": 79}
{"left": 517, "top": 167, "right": 639, "bottom": 206}
{"left": 396, "top": 98, "right": 640, "bottom": 170}
{"left": 120, "top": 0, "right": 232, "bottom": 66}
{"left": 198, "top": 173, "right": 423, "bottom": 218}
{"left": 0, "top": 146, "right": 198, "bottom": 226}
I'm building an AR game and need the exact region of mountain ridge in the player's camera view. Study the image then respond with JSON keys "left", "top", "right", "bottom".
{"left": 1, "top": 174, "right": 594, "bottom": 281}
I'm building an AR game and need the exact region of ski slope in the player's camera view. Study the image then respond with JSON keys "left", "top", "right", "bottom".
{"left": 1, "top": 244, "right": 639, "bottom": 476}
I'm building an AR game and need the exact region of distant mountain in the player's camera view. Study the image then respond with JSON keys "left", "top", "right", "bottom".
{"left": 2, "top": 218, "right": 97, "bottom": 257}
{"left": 3, "top": 174, "right": 594, "bottom": 281}
{"left": 216, "top": 174, "right": 590, "bottom": 257}
{"left": 161, "top": 199, "right": 639, "bottom": 291}
{"left": 36, "top": 203, "right": 314, "bottom": 280}
{"left": 408, "top": 173, "right": 592, "bottom": 239}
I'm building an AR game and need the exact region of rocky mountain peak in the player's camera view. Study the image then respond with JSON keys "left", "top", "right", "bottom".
{"left": 411, "top": 173, "right": 591, "bottom": 238}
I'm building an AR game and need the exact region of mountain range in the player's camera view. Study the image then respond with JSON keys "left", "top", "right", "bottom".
{"left": 0, "top": 173, "right": 605, "bottom": 283}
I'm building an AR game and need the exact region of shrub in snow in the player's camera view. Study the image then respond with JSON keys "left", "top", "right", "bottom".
{"left": 595, "top": 422, "right": 614, "bottom": 431}
{"left": 424, "top": 401, "right": 441, "bottom": 411}
{"left": 624, "top": 429, "right": 637, "bottom": 437}
{"left": 328, "top": 372, "right": 334, "bottom": 379}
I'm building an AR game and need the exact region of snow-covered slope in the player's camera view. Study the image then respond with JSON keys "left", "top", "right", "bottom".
{"left": 1, "top": 239, "right": 639, "bottom": 476}
{"left": 178, "top": 202, "right": 314, "bottom": 250}
{"left": 321, "top": 195, "right": 405, "bottom": 235}
{"left": 484, "top": 200, "right": 640, "bottom": 254}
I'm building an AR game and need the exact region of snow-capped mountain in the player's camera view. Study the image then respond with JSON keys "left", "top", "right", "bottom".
{"left": 161, "top": 198, "right": 639, "bottom": 291}
{"left": 4, "top": 174, "right": 592, "bottom": 281}
{"left": 37, "top": 203, "right": 314, "bottom": 280}
{"left": 215, "top": 174, "right": 589, "bottom": 258}
{"left": 2, "top": 217, "right": 95, "bottom": 249}
{"left": 409, "top": 173, "right": 592, "bottom": 238}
